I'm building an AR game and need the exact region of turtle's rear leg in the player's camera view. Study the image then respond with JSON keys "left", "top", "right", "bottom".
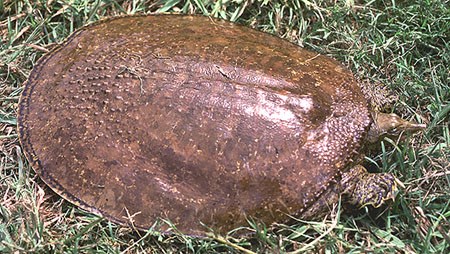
{"left": 341, "top": 165, "right": 398, "bottom": 208}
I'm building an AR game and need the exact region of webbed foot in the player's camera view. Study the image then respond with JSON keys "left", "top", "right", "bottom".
{"left": 341, "top": 165, "right": 398, "bottom": 208}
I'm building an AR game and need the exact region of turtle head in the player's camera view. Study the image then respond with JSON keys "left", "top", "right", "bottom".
{"left": 367, "top": 112, "right": 426, "bottom": 143}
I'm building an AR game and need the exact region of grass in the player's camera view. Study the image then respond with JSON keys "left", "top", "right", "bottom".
{"left": 1, "top": 0, "right": 449, "bottom": 253}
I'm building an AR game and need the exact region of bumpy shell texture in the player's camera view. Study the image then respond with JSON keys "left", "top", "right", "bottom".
{"left": 18, "top": 15, "right": 371, "bottom": 235}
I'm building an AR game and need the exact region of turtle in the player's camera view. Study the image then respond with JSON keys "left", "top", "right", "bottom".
{"left": 17, "top": 14, "right": 425, "bottom": 236}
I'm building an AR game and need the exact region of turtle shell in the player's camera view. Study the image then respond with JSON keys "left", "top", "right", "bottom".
{"left": 18, "top": 15, "right": 371, "bottom": 235}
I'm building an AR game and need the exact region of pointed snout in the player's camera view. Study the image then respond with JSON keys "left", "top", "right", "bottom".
{"left": 376, "top": 112, "right": 426, "bottom": 136}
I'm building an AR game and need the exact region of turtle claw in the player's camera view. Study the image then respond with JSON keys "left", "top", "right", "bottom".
{"left": 357, "top": 173, "right": 398, "bottom": 208}
{"left": 341, "top": 165, "right": 399, "bottom": 208}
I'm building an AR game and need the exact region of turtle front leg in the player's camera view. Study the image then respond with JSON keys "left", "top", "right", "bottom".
{"left": 341, "top": 165, "right": 398, "bottom": 208}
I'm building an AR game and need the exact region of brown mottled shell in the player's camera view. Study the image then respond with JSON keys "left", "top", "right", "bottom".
{"left": 18, "top": 15, "right": 371, "bottom": 235}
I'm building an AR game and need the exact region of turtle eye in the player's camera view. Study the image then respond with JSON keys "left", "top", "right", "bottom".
{"left": 386, "top": 127, "right": 399, "bottom": 136}
{"left": 391, "top": 127, "right": 399, "bottom": 134}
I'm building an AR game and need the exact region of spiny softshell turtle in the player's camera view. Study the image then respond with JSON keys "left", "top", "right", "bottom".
{"left": 18, "top": 15, "right": 425, "bottom": 235}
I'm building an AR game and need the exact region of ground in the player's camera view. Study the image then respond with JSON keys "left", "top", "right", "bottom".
{"left": 0, "top": 0, "right": 449, "bottom": 253}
